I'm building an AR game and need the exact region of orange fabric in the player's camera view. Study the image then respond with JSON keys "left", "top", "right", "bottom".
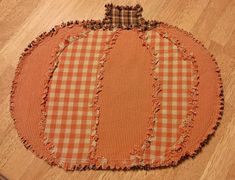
{"left": 95, "top": 30, "right": 153, "bottom": 160}
{"left": 11, "top": 21, "right": 222, "bottom": 170}
{"left": 45, "top": 30, "right": 114, "bottom": 166}
{"left": 143, "top": 30, "right": 193, "bottom": 162}
{"left": 12, "top": 25, "right": 85, "bottom": 161}
{"left": 161, "top": 25, "right": 222, "bottom": 154}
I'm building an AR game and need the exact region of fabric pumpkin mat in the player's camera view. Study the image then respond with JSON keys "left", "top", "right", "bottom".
{"left": 10, "top": 4, "right": 224, "bottom": 170}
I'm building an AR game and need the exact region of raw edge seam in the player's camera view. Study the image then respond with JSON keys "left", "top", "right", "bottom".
{"left": 156, "top": 30, "right": 200, "bottom": 164}
{"left": 158, "top": 22, "right": 224, "bottom": 158}
{"left": 40, "top": 29, "right": 92, "bottom": 170}
{"left": 10, "top": 21, "right": 84, "bottom": 166}
{"left": 128, "top": 30, "right": 161, "bottom": 167}
{"left": 89, "top": 29, "right": 123, "bottom": 170}
{"left": 10, "top": 8, "right": 224, "bottom": 170}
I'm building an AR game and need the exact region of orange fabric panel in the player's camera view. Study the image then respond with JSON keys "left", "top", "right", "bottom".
{"left": 12, "top": 25, "right": 85, "bottom": 160}
{"left": 44, "top": 30, "right": 114, "bottom": 166}
{"left": 161, "top": 25, "right": 221, "bottom": 155}
{"left": 95, "top": 30, "right": 153, "bottom": 160}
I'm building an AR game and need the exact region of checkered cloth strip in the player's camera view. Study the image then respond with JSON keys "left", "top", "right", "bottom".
{"left": 143, "top": 31, "right": 193, "bottom": 162}
{"left": 44, "top": 30, "right": 114, "bottom": 166}
{"left": 107, "top": 5, "right": 144, "bottom": 28}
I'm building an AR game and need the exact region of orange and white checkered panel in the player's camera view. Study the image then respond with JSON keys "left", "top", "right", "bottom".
{"left": 44, "top": 30, "right": 114, "bottom": 166}
{"left": 143, "top": 31, "right": 193, "bottom": 162}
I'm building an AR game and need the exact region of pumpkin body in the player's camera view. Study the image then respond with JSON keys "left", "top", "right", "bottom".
{"left": 11, "top": 4, "right": 223, "bottom": 170}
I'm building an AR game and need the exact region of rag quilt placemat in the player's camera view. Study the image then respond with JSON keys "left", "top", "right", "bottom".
{"left": 10, "top": 4, "right": 224, "bottom": 170}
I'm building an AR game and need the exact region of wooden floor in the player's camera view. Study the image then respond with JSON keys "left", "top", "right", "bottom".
{"left": 0, "top": 0, "right": 235, "bottom": 179}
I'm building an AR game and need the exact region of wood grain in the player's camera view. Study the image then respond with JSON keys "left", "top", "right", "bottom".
{"left": 0, "top": 0, "right": 234, "bottom": 179}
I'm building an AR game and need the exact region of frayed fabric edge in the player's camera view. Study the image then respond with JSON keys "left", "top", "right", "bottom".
{"left": 127, "top": 30, "right": 161, "bottom": 166}
{"left": 141, "top": 22, "right": 224, "bottom": 168}
{"left": 9, "top": 20, "right": 100, "bottom": 169}
{"left": 10, "top": 5, "right": 160, "bottom": 166}
{"left": 9, "top": 21, "right": 87, "bottom": 166}
{"left": 9, "top": 18, "right": 159, "bottom": 170}
{"left": 87, "top": 29, "right": 162, "bottom": 170}
{"left": 103, "top": 3, "right": 145, "bottom": 29}
{"left": 10, "top": 9, "right": 224, "bottom": 170}
{"left": 134, "top": 29, "right": 199, "bottom": 167}
{"left": 158, "top": 22, "right": 224, "bottom": 157}
{"left": 155, "top": 30, "right": 199, "bottom": 163}
{"left": 88, "top": 29, "right": 123, "bottom": 170}
{"left": 40, "top": 29, "right": 92, "bottom": 170}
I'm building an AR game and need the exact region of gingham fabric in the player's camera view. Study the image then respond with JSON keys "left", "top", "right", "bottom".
{"left": 12, "top": 3, "right": 223, "bottom": 170}
{"left": 44, "top": 29, "right": 193, "bottom": 167}
{"left": 109, "top": 5, "right": 143, "bottom": 27}
{"left": 143, "top": 31, "right": 193, "bottom": 162}
{"left": 45, "top": 30, "right": 114, "bottom": 166}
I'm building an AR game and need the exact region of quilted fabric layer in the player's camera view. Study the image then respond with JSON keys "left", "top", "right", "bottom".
{"left": 10, "top": 4, "right": 223, "bottom": 170}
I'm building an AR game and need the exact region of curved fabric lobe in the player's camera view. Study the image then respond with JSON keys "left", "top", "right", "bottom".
{"left": 159, "top": 24, "right": 223, "bottom": 157}
{"left": 95, "top": 30, "right": 153, "bottom": 162}
{"left": 11, "top": 4, "right": 223, "bottom": 170}
{"left": 10, "top": 24, "right": 85, "bottom": 164}
{"left": 143, "top": 30, "right": 193, "bottom": 163}
{"left": 44, "top": 30, "right": 114, "bottom": 167}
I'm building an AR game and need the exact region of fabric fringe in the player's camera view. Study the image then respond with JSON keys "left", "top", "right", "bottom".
{"left": 156, "top": 30, "right": 199, "bottom": 164}
{"left": 158, "top": 22, "right": 224, "bottom": 158}
{"left": 88, "top": 29, "right": 122, "bottom": 170}
{"left": 10, "top": 4, "right": 224, "bottom": 170}
{"left": 40, "top": 29, "right": 92, "bottom": 170}
{"left": 140, "top": 23, "right": 224, "bottom": 168}
{"left": 9, "top": 21, "right": 84, "bottom": 167}
{"left": 127, "top": 31, "right": 161, "bottom": 167}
